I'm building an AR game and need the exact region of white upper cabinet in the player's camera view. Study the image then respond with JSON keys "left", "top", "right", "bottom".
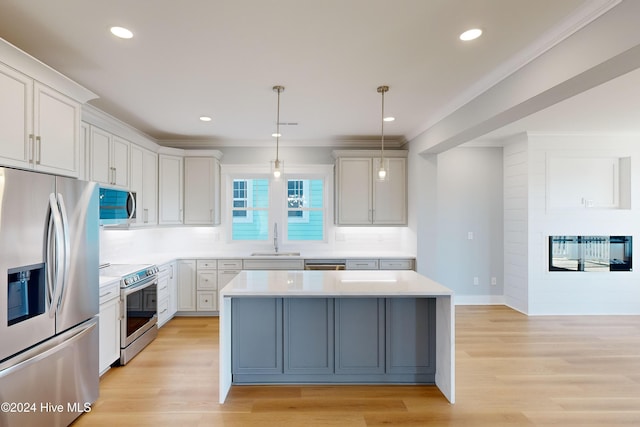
{"left": 336, "top": 157, "right": 372, "bottom": 224}
{"left": 89, "top": 126, "right": 129, "bottom": 188}
{"left": 158, "top": 154, "right": 184, "bottom": 225}
{"left": 334, "top": 150, "right": 407, "bottom": 226}
{"left": 371, "top": 157, "right": 407, "bottom": 225}
{"left": 0, "top": 63, "right": 82, "bottom": 177}
{"left": 130, "top": 144, "right": 158, "bottom": 226}
{"left": 184, "top": 157, "right": 220, "bottom": 225}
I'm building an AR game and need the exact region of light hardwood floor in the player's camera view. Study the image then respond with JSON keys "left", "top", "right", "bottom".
{"left": 72, "top": 306, "right": 640, "bottom": 426}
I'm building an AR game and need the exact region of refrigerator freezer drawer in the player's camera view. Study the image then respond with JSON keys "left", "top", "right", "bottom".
{"left": 0, "top": 317, "right": 99, "bottom": 427}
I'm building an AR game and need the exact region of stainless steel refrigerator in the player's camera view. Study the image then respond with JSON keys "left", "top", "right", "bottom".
{"left": 0, "top": 167, "right": 99, "bottom": 427}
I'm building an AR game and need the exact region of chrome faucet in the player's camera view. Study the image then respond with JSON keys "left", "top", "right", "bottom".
{"left": 273, "top": 222, "right": 279, "bottom": 253}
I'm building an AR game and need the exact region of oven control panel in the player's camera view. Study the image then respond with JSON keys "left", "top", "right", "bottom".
{"left": 122, "top": 265, "right": 159, "bottom": 287}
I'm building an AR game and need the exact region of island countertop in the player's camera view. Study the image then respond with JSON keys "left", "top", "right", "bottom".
{"left": 219, "top": 270, "right": 453, "bottom": 297}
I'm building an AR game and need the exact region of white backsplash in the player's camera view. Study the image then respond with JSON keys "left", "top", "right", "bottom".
{"left": 100, "top": 225, "right": 415, "bottom": 263}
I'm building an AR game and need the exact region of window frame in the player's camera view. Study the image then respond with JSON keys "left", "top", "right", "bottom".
{"left": 231, "top": 179, "right": 254, "bottom": 224}
{"left": 221, "top": 164, "right": 333, "bottom": 245}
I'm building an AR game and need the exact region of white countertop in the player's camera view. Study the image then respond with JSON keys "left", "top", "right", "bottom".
{"left": 103, "top": 251, "right": 416, "bottom": 267}
{"left": 99, "top": 275, "right": 120, "bottom": 288}
{"left": 220, "top": 270, "right": 453, "bottom": 298}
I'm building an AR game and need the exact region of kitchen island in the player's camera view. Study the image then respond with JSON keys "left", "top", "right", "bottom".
{"left": 218, "top": 270, "right": 455, "bottom": 403}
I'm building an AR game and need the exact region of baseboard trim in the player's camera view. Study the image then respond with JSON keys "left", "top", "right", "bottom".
{"left": 454, "top": 295, "right": 506, "bottom": 305}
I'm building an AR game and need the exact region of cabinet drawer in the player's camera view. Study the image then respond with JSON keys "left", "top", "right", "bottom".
{"left": 157, "top": 280, "right": 170, "bottom": 300}
{"left": 243, "top": 259, "right": 304, "bottom": 270}
{"left": 197, "top": 272, "right": 217, "bottom": 290}
{"left": 99, "top": 281, "right": 120, "bottom": 305}
{"left": 197, "top": 259, "right": 217, "bottom": 270}
{"left": 379, "top": 259, "right": 414, "bottom": 270}
{"left": 346, "top": 259, "right": 379, "bottom": 270}
{"left": 197, "top": 291, "right": 216, "bottom": 311}
{"left": 158, "top": 298, "right": 170, "bottom": 323}
{"left": 217, "top": 259, "right": 243, "bottom": 270}
{"left": 158, "top": 262, "right": 174, "bottom": 278}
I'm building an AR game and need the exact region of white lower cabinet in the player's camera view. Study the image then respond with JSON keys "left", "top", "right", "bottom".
{"left": 177, "top": 260, "right": 196, "bottom": 311}
{"left": 177, "top": 259, "right": 218, "bottom": 314}
{"left": 196, "top": 259, "right": 218, "bottom": 312}
{"left": 98, "top": 280, "right": 120, "bottom": 376}
{"left": 157, "top": 261, "right": 177, "bottom": 327}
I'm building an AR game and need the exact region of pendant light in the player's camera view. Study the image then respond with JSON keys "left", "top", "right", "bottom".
{"left": 272, "top": 85, "right": 285, "bottom": 179}
{"left": 377, "top": 85, "right": 389, "bottom": 181}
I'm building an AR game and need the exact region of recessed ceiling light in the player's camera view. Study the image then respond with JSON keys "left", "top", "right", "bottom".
{"left": 383, "top": 116, "right": 395, "bottom": 122}
{"left": 199, "top": 116, "right": 212, "bottom": 122}
{"left": 459, "top": 28, "right": 482, "bottom": 41}
{"left": 110, "top": 26, "right": 133, "bottom": 39}
{"left": 272, "top": 133, "right": 281, "bottom": 138}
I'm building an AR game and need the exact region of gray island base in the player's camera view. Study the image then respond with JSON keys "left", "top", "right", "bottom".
{"left": 219, "top": 270, "right": 455, "bottom": 404}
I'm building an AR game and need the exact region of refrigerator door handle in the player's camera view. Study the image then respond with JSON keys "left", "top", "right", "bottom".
{"left": 47, "top": 193, "right": 65, "bottom": 315}
{"left": 55, "top": 193, "right": 71, "bottom": 312}
{"left": 0, "top": 319, "right": 97, "bottom": 380}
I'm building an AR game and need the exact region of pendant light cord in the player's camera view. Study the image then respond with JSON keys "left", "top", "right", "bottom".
{"left": 377, "top": 85, "right": 389, "bottom": 167}
{"left": 380, "top": 87, "right": 385, "bottom": 163}
{"left": 276, "top": 87, "right": 280, "bottom": 162}
{"left": 273, "top": 85, "right": 284, "bottom": 164}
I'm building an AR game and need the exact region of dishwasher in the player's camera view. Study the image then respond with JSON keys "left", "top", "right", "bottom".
{"left": 304, "top": 259, "right": 346, "bottom": 270}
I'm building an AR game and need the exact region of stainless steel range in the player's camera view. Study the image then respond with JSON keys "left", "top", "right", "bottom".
{"left": 100, "top": 263, "right": 159, "bottom": 364}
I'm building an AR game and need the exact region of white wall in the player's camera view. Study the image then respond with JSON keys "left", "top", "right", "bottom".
{"left": 503, "top": 134, "right": 529, "bottom": 313}
{"left": 409, "top": 145, "right": 504, "bottom": 303}
{"left": 524, "top": 133, "right": 640, "bottom": 314}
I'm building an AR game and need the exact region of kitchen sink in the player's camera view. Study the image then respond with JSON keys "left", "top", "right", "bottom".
{"left": 250, "top": 252, "right": 301, "bottom": 257}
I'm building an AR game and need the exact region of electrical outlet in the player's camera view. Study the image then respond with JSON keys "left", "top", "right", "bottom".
{"left": 491, "top": 277, "right": 497, "bottom": 286}
{"left": 467, "top": 231, "right": 474, "bottom": 240}
{"left": 473, "top": 277, "right": 479, "bottom": 285}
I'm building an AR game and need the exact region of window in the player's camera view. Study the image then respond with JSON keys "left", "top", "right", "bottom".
{"left": 287, "top": 178, "right": 324, "bottom": 241}
{"left": 231, "top": 178, "right": 269, "bottom": 240}
{"left": 225, "top": 165, "right": 331, "bottom": 244}
{"left": 232, "top": 180, "right": 250, "bottom": 221}
{"left": 287, "top": 180, "right": 308, "bottom": 221}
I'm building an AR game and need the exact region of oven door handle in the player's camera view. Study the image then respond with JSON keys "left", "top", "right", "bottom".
{"left": 122, "top": 278, "right": 157, "bottom": 297}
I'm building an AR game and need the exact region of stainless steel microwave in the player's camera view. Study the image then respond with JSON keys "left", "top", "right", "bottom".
{"left": 99, "top": 188, "right": 136, "bottom": 226}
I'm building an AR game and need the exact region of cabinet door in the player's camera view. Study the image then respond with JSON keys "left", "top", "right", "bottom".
{"left": 111, "top": 136, "right": 129, "bottom": 188}
{"left": 0, "top": 63, "right": 32, "bottom": 168}
{"left": 184, "top": 157, "right": 219, "bottom": 225}
{"left": 142, "top": 149, "right": 158, "bottom": 224}
{"left": 33, "top": 83, "right": 80, "bottom": 177}
{"left": 284, "top": 298, "right": 334, "bottom": 374}
{"left": 130, "top": 145, "right": 158, "bottom": 226}
{"left": 159, "top": 155, "right": 184, "bottom": 224}
{"left": 167, "top": 262, "right": 178, "bottom": 317}
{"left": 337, "top": 158, "right": 372, "bottom": 224}
{"left": 373, "top": 157, "right": 406, "bottom": 225}
{"left": 386, "top": 298, "right": 436, "bottom": 375}
{"left": 89, "top": 126, "right": 111, "bottom": 185}
{"left": 129, "top": 144, "right": 144, "bottom": 225}
{"left": 78, "top": 122, "right": 90, "bottom": 181}
{"left": 232, "top": 298, "right": 283, "bottom": 375}
{"left": 177, "top": 260, "right": 196, "bottom": 311}
{"left": 98, "top": 297, "right": 120, "bottom": 375}
{"left": 335, "top": 298, "right": 385, "bottom": 374}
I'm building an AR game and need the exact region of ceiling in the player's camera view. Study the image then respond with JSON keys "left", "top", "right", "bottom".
{"left": 1, "top": 0, "right": 628, "bottom": 149}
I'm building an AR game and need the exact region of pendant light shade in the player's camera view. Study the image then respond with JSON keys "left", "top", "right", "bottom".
{"left": 377, "top": 85, "right": 389, "bottom": 181}
{"left": 272, "top": 85, "right": 285, "bottom": 179}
